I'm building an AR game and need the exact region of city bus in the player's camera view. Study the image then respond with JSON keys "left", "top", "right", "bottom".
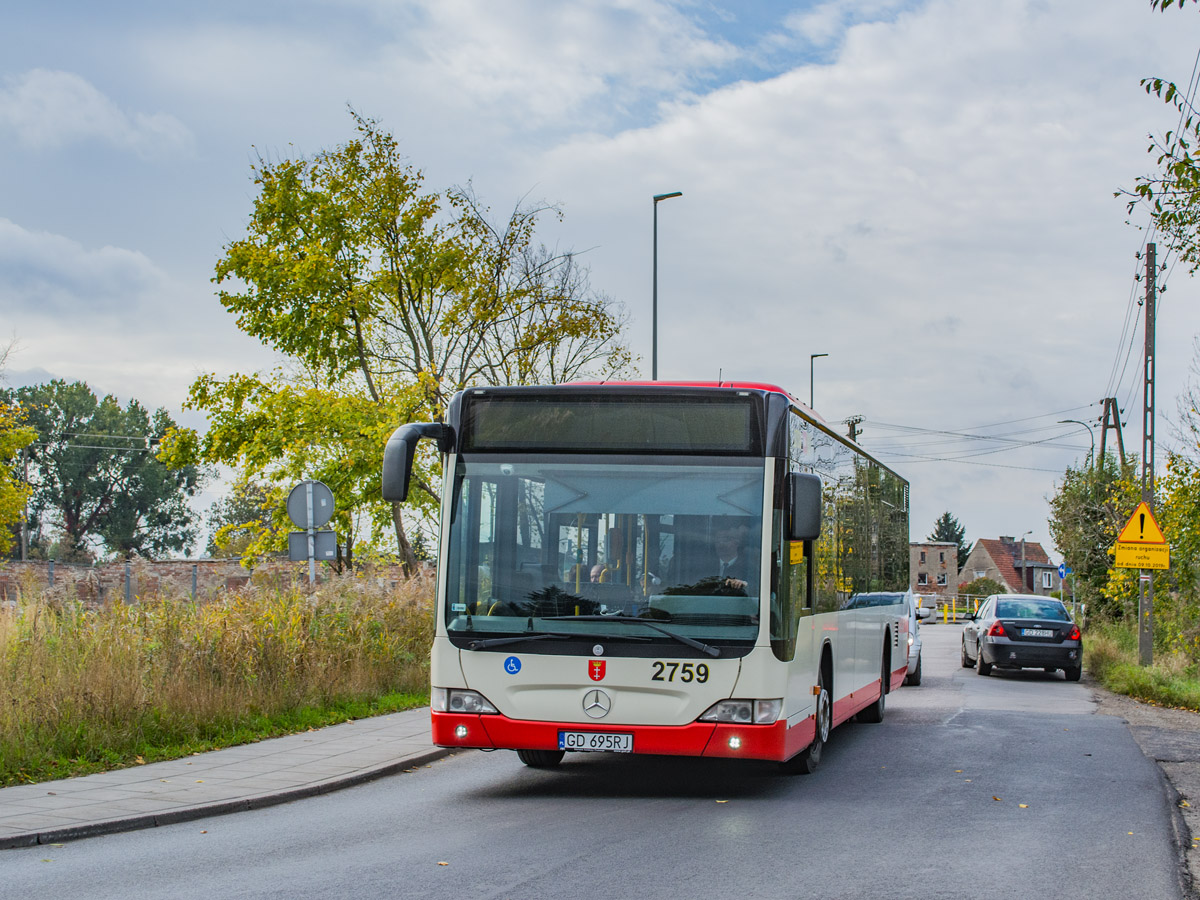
{"left": 382, "top": 382, "right": 911, "bottom": 773}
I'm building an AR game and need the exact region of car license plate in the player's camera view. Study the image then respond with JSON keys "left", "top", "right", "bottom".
{"left": 558, "top": 731, "right": 633, "bottom": 752}
{"left": 1021, "top": 628, "right": 1054, "bottom": 638}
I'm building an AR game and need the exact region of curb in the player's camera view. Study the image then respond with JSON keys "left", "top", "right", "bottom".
{"left": 1, "top": 746, "right": 455, "bottom": 850}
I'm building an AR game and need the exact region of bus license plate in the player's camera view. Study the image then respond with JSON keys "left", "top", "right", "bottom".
{"left": 1021, "top": 628, "right": 1054, "bottom": 638}
{"left": 558, "top": 731, "right": 633, "bottom": 752}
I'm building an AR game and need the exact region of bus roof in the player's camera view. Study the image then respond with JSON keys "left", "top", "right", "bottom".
{"left": 566, "top": 380, "right": 824, "bottom": 423}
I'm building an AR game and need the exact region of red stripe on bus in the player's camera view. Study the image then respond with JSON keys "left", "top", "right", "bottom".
{"left": 831, "top": 679, "right": 883, "bottom": 727}
{"left": 432, "top": 711, "right": 819, "bottom": 763}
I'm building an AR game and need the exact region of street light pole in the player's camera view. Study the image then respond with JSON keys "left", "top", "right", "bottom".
{"left": 1058, "top": 419, "right": 1096, "bottom": 467}
{"left": 809, "top": 353, "right": 828, "bottom": 409}
{"left": 652, "top": 191, "right": 683, "bottom": 381}
{"left": 1020, "top": 529, "right": 1033, "bottom": 593}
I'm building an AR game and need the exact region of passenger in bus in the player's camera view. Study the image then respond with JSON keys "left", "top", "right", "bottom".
{"left": 592, "top": 527, "right": 630, "bottom": 584}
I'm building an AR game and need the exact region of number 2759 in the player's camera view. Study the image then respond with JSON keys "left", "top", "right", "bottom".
{"left": 651, "top": 661, "right": 709, "bottom": 683}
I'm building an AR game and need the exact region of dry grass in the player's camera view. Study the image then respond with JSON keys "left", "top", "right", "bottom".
{"left": 1085, "top": 621, "right": 1200, "bottom": 712}
{"left": 0, "top": 569, "right": 434, "bottom": 786}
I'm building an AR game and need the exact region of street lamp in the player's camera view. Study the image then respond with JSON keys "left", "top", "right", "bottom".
{"left": 652, "top": 191, "right": 683, "bottom": 381}
{"left": 809, "top": 353, "right": 828, "bottom": 409}
{"left": 1020, "top": 529, "right": 1033, "bottom": 593}
{"left": 1058, "top": 419, "right": 1095, "bottom": 465}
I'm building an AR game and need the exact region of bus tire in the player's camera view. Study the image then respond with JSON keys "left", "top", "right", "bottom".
{"left": 517, "top": 749, "right": 565, "bottom": 768}
{"left": 858, "top": 652, "right": 887, "bottom": 724}
{"left": 782, "top": 669, "right": 830, "bottom": 775}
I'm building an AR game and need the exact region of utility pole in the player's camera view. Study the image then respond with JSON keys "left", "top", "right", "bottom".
{"left": 1139, "top": 243, "right": 1157, "bottom": 666}
{"left": 1097, "top": 397, "right": 1126, "bottom": 469}
{"left": 844, "top": 415, "right": 863, "bottom": 442}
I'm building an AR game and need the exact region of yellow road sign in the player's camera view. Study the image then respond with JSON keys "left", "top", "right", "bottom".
{"left": 1114, "top": 543, "right": 1170, "bottom": 570}
{"left": 1117, "top": 502, "right": 1167, "bottom": 545}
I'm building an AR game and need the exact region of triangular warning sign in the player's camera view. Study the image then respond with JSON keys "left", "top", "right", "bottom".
{"left": 1116, "top": 502, "right": 1167, "bottom": 545}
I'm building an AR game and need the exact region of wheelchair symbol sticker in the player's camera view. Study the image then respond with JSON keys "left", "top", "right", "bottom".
{"left": 504, "top": 656, "right": 521, "bottom": 675}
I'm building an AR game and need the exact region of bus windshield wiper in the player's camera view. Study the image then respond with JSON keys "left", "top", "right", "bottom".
{"left": 542, "top": 615, "right": 720, "bottom": 658}
{"left": 467, "top": 630, "right": 653, "bottom": 650}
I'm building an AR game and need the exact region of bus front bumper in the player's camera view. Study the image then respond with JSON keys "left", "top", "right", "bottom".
{"left": 431, "top": 711, "right": 816, "bottom": 763}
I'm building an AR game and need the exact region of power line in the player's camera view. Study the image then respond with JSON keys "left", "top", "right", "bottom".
{"left": 870, "top": 450, "right": 1065, "bottom": 474}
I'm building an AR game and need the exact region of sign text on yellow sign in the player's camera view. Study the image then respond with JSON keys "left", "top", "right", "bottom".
{"left": 1114, "top": 543, "right": 1170, "bottom": 570}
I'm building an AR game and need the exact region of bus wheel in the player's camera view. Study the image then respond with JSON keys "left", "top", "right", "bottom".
{"left": 858, "top": 653, "right": 887, "bottom": 723}
{"left": 517, "top": 749, "right": 565, "bottom": 768}
{"left": 782, "top": 671, "right": 830, "bottom": 775}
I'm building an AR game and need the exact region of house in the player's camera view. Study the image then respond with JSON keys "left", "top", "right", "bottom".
{"left": 909, "top": 541, "right": 958, "bottom": 598}
{"left": 958, "top": 536, "right": 1060, "bottom": 596}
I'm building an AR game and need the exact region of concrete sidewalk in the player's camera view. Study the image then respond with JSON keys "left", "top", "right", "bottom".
{"left": 0, "top": 707, "right": 450, "bottom": 849}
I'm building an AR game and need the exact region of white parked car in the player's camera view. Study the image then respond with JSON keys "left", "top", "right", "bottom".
{"left": 904, "top": 593, "right": 936, "bottom": 686}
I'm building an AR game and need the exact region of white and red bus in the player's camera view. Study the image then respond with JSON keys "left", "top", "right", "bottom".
{"left": 383, "top": 382, "right": 911, "bottom": 773}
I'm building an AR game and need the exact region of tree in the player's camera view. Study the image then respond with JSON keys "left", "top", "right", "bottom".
{"left": 1123, "top": 1, "right": 1200, "bottom": 269}
{"left": 927, "top": 511, "right": 971, "bottom": 567}
{"left": 7, "top": 381, "right": 204, "bottom": 559}
{"left": 1047, "top": 453, "right": 1142, "bottom": 618}
{"left": 204, "top": 477, "right": 280, "bottom": 558}
{"left": 171, "top": 110, "right": 632, "bottom": 573}
{"left": 960, "top": 576, "right": 1006, "bottom": 599}
{"left": 0, "top": 400, "right": 36, "bottom": 559}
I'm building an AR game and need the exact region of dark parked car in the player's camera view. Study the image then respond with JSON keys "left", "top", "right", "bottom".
{"left": 961, "top": 594, "right": 1082, "bottom": 681}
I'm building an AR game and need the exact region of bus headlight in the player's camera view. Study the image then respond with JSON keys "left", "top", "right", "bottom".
{"left": 432, "top": 687, "right": 498, "bottom": 714}
{"left": 699, "top": 699, "right": 782, "bottom": 725}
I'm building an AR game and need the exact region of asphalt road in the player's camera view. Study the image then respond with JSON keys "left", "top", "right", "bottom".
{"left": 2, "top": 625, "right": 1187, "bottom": 900}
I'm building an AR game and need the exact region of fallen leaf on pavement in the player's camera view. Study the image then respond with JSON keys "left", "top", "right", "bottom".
{"left": 993, "top": 796, "right": 1002, "bottom": 802}
{"left": 438, "top": 862, "right": 449, "bottom": 866}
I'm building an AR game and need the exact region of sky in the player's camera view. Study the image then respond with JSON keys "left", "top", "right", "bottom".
{"left": 3, "top": 0, "right": 1200, "bottom": 562}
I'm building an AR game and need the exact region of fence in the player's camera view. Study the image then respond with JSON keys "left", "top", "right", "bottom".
{"left": 925, "top": 593, "right": 1084, "bottom": 625}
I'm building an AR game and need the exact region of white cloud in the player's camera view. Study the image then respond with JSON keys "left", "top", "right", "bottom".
{"left": 0, "top": 218, "right": 273, "bottom": 411}
{"left": 2, "top": 0, "right": 1198, "bottom": 553}
{"left": 133, "top": 0, "right": 739, "bottom": 143}
{"left": 517, "top": 0, "right": 1200, "bottom": 547}
{"left": 0, "top": 69, "right": 193, "bottom": 158}
{"left": 0, "top": 218, "right": 171, "bottom": 315}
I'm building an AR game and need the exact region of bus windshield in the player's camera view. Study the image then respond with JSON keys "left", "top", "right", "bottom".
{"left": 445, "top": 459, "right": 766, "bottom": 644}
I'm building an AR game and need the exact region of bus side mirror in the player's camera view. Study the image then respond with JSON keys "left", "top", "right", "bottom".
{"left": 382, "top": 423, "right": 453, "bottom": 502}
{"left": 788, "top": 473, "right": 822, "bottom": 542}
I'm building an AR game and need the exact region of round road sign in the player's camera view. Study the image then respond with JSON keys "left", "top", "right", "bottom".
{"left": 287, "top": 480, "right": 335, "bottom": 528}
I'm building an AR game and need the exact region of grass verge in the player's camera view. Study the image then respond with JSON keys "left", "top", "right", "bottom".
{"left": 0, "top": 570, "right": 434, "bottom": 787}
{"left": 1085, "top": 621, "right": 1200, "bottom": 712}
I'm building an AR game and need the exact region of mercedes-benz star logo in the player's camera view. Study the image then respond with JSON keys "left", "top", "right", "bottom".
{"left": 582, "top": 689, "right": 611, "bottom": 719}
